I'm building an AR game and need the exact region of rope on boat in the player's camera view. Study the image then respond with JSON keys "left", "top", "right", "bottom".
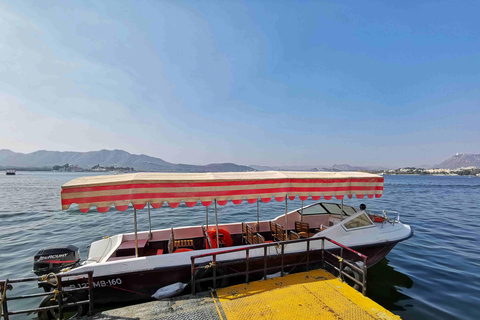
{"left": 274, "top": 243, "right": 281, "bottom": 255}
{"left": 50, "top": 289, "right": 60, "bottom": 302}
{"left": 0, "top": 279, "right": 8, "bottom": 318}
{"left": 204, "top": 262, "right": 216, "bottom": 269}
{"left": 41, "top": 273, "right": 60, "bottom": 301}
{"left": 41, "top": 273, "right": 59, "bottom": 286}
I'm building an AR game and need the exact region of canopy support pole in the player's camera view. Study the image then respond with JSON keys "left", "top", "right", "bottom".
{"left": 148, "top": 203, "right": 152, "bottom": 240}
{"left": 257, "top": 198, "right": 260, "bottom": 232}
{"left": 301, "top": 200, "right": 304, "bottom": 222}
{"left": 215, "top": 200, "right": 220, "bottom": 248}
{"left": 341, "top": 198, "right": 344, "bottom": 221}
{"left": 206, "top": 207, "right": 209, "bottom": 229}
{"left": 285, "top": 196, "right": 288, "bottom": 240}
{"left": 134, "top": 208, "right": 138, "bottom": 258}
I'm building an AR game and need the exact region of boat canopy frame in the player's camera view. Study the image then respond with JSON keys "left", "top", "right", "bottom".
{"left": 61, "top": 171, "right": 383, "bottom": 213}
{"left": 60, "top": 171, "right": 384, "bottom": 258}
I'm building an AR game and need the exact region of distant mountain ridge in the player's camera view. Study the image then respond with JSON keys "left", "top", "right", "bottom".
{"left": 249, "top": 163, "right": 389, "bottom": 172}
{"left": 0, "top": 149, "right": 254, "bottom": 172}
{"left": 436, "top": 153, "right": 480, "bottom": 169}
{"left": 2, "top": 149, "right": 478, "bottom": 172}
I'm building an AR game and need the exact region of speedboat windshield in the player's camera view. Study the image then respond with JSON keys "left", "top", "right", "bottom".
{"left": 298, "top": 203, "right": 358, "bottom": 216}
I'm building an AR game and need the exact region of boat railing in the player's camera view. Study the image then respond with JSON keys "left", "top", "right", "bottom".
{"left": 0, "top": 270, "right": 94, "bottom": 320}
{"left": 368, "top": 209, "right": 400, "bottom": 224}
{"left": 190, "top": 236, "right": 368, "bottom": 295}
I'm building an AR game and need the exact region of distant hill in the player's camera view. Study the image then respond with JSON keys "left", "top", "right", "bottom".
{"left": 249, "top": 164, "right": 276, "bottom": 171}
{"left": 436, "top": 153, "right": 480, "bottom": 169}
{"left": 331, "top": 164, "right": 366, "bottom": 171}
{"left": 249, "top": 164, "right": 334, "bottom": 171}
{"left": 6, "top": 149, "right": 474, "bottom": 172}
{"left": 330, "top": 164, "right": 390, "bottom": 171}
{"left": 249, "top": 163, "right": 389, "bottom": 172}
{"left": 0, "top": 149, "right": 255, "bottom": 172}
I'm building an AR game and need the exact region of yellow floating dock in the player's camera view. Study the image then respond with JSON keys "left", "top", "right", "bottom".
{"left": 216, "top": 269, "right": 399, "bottom": 320}
{"left": 91, "top": 269, "right": 400, "bottom": 320}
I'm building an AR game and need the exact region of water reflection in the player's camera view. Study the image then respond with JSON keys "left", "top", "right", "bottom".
{"left": 367, "top": 258, "right": 414, "bottom": 311}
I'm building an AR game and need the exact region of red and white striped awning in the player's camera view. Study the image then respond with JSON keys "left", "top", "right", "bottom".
{"left": 61, "top": 171, "right": 384, "bottom": 213}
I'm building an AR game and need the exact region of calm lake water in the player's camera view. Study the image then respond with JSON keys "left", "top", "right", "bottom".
{"left": 1, "top": 172, "right": 479, "bottom": 319}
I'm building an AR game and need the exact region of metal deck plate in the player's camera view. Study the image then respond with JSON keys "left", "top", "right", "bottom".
{"left": 88, "top": 269, "right": 400, "bottom": 320}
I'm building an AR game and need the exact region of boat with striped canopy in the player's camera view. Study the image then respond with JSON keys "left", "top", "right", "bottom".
{"left": 34, "top": 171, "right": 412, "bottom": 307}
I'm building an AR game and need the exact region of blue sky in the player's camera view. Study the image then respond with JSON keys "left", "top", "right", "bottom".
{"left": 1, "top": 0, "right": 479, "bottom": 167}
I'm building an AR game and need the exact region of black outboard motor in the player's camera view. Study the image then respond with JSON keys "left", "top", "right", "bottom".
{"left": 33, "top": 245, "right": 80, "bottom": 276}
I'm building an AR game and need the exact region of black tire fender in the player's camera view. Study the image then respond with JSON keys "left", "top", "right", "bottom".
{"left": 37, "top": 293, "right": 85, "bottom": 320}
{"left": 194, "top": 266, "right": 229, "bottom": 292}
{"left": 343, "top": 262, "right": 363, "bottom": 291}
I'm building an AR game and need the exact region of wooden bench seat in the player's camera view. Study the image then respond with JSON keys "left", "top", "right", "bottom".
{"left": 295, "top": 221, "right": 313, "bottom": 238}
{"left": 168, "top": 227, "right": 195, "bottom": 253}
{"left": 270, "top": 221, "right": 288, "bottom": 241}
{"left": 242, "top": 222, "right": 265, "bottom": 244}
{"left": 270, "top": 221, "right": 300, "bottom": 241}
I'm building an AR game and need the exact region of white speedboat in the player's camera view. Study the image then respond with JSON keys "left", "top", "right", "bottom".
{"left": 33, "top": 171, "right": 412, "bottom": 306}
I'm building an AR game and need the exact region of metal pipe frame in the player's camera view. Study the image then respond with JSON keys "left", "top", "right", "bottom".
{"left": 257, "top": 199, "right": 260, "bottom": 232}
{"left": 301, "top": 200, "right": 304, "bottom": 222}
{"left": 148, "top": 202, "right": 152, "bottom": 240}
{"left": 189, "top": 236, "right": 368, "bottom": 295}
{"left": 192, "top": 255, "right": 326, "bottom": 289}
{"left": 284, "top": 196, "right": 288, "bottom": 240}
{"left": 341, "top": 198, "right": 344, "bottom": 221}
{"left": 323, "top": 249, "right": 366, "bottom": 291}
{"left": 214, "top": 200, "right": 220, "bottom": 248}
{"left": 134, "top": 208, "right": 139, "bottom": 258}
{"left": 206, "top": 207, "right": 209, "bottom": 229}
{"left": 0, "top": 271, "right": 94, "bottom": 320}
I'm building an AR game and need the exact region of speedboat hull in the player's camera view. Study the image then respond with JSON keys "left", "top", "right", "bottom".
{"left": 62, "top": 231, "right": 412, "bottom": 305}
{"left": 42, "top": 201, "right": 413, "bottom": 306}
